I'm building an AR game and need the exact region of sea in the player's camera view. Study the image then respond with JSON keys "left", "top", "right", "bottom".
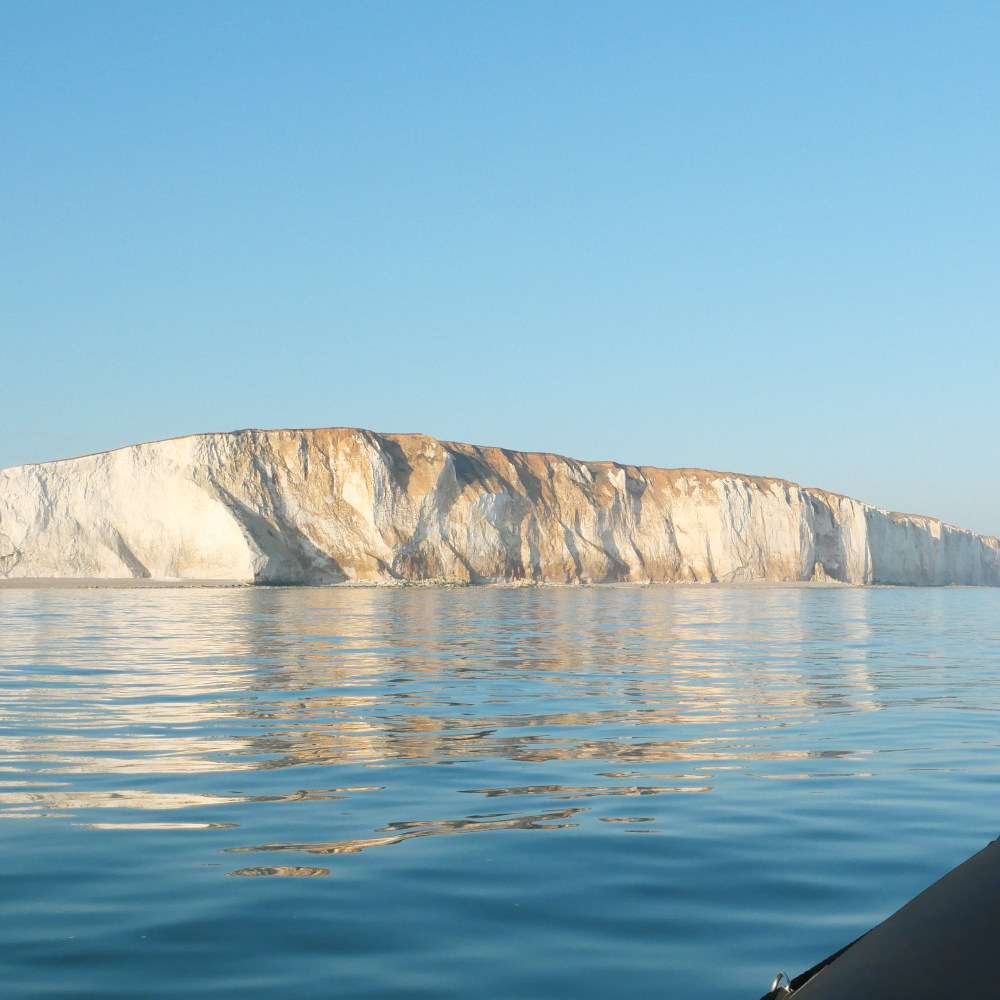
{"left": 1, "top": 583, "right": 997, "bottom": 999}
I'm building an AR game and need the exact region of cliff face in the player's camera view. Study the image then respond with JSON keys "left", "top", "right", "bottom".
{"left": 1, "top": 427, "right": 997, "bottom": 586}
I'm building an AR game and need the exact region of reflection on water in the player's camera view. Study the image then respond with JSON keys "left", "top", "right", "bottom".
{"left": 224, "top": 807, "right": 586, "bottom": 858}
{"left": 0, "top": 586, "right": 986, "bottom": 832}
{"left": 2, "top": 585, "right": 1000, "bottom": 1000}
{"left": 0, "top": 587, "right": 892, "bottom": 821}
{"left": 1, "top": 589, "right": 886, "bottom": 763}
{"left": 229, "top": 866, "right": 330, "bottom": 877}
{"left": 460, "top": 783, "right": 712, "bottom": 798}
{"left": 81, "top": 821, "right": 239, "bottom": 830}
{"left": 0, "top": 784, "right": 383, "bottom": 818}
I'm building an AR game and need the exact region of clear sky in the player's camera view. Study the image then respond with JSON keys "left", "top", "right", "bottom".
{"left": 4, "top": 1, "right": 999, "bottom": 536}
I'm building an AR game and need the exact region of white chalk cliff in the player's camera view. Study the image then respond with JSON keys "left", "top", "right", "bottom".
{"left": 1, "top": 428, "right": 997, "bottom": 586}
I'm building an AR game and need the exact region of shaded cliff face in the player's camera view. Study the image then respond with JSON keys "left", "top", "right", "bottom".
{"left": 1, "top": 428, "right": 998, "bottom": 586}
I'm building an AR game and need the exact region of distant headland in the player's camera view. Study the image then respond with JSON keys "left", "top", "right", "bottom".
{"left": 1, "top": 428, "right": 997, "bottom": 586}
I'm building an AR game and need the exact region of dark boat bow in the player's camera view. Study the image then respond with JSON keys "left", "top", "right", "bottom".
{"left": 758, "top": 835, "right": 1000, "bottom": 999}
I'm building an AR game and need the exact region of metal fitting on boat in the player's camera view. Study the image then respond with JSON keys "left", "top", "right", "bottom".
{"left": 768, "top": 971, "right": 794, "bottom": 997}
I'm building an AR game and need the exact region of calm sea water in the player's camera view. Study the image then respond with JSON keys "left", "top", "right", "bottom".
{"left": 1, "top": 584, "right": 998, "bottom": 999}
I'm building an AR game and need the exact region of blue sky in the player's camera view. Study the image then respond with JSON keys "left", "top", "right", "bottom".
{"left": 4, "top": 1, "right": 999, "bottom": 536}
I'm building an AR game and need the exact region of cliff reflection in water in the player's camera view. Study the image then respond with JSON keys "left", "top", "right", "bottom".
{"left": 0, "top": 589, "right": 260, "bottom": 778}
{"left": 232, "top": 585, "right": 882, "bottom": 772}
{"left": 225, "top": 807, "right": 587, "bottom": 859}
{"left": 0, "top": 586, "right": 885, "bottom": 855}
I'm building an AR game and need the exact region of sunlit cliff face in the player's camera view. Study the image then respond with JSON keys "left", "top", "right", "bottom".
{"left": 1, "top": 427, "right": 998, "bottom": 586}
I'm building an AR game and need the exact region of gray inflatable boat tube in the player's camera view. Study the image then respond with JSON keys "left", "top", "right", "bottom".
{"left": 757, "top": 835, "right": 1000, "bottom": 999}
